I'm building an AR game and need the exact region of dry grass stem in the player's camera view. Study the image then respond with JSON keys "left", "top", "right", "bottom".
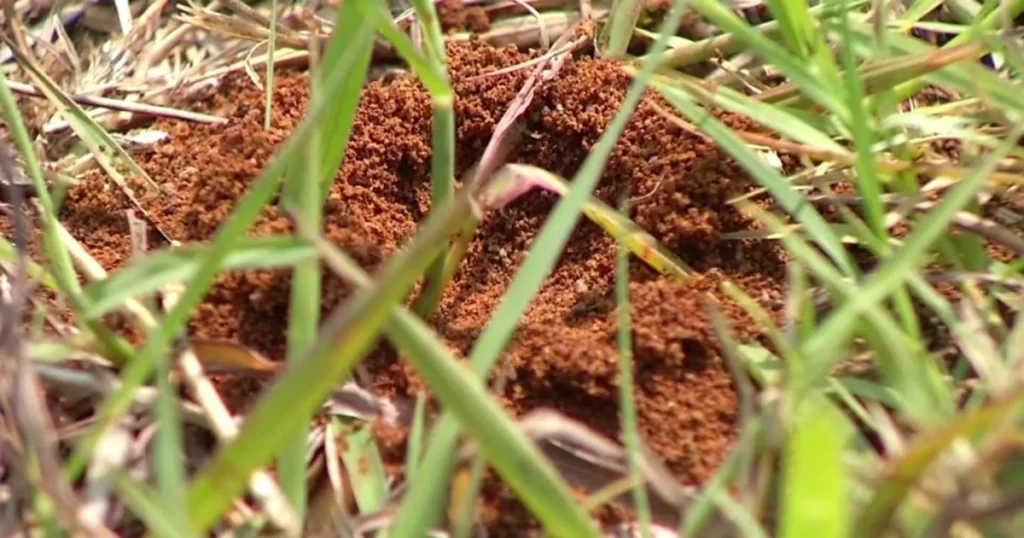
{"left": 3, "top": 80, "right": 227, "bottom": 124}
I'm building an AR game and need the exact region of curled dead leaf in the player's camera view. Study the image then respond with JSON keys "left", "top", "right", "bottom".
{"left": 186, "top": 339, "right": 283, "bottom": 375}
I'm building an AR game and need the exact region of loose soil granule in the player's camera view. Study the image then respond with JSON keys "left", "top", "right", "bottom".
{"left": 17, "top": 39, "right": 794, "bottom": 533}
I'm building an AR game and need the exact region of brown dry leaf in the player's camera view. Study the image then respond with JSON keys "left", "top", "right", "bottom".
{"left": 467, "top": 32, "right": 588, "bottom": 191}
{"left": 187, "top": 339, "right": 283, "bottom": 375}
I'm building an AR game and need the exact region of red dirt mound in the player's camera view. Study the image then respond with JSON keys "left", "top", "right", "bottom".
{"left": 10, "top": 38, "right": 791, "bottom": 533}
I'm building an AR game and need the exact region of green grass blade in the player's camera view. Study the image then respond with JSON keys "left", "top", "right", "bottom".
{"left": 737, "top": 344, "right": 785, "bottom": 387}
{"left": 833, "top": 0, "right": 925, "bottom": 342}
{"left": 311, "top": 1, "right": 377, "bottom": 185}
{"left": 741, "top": 201, "right": 953, "bottom": 423}
{"left": 710, "top": 487, "right": 771, "bottom": 538}
{"left": 308, "top": 232, "right": 602, "bottom": 538}
{"left": 757, "top": 41, "right": 991, "bottom": 109}
{"left": 379, "top": 0, "right": 456, "bottom": 321}
{"left": 64, "top": 156, "right": 284, "bottom": 483}
{"left": 279, "top": 73, "right": 319, "bottom": 526}
{"left": 353, "top": 0, "right": 450, "bottom": 95}
{"left": 898, "top": 0, "right": 946, "bottom": 30}
{"left": 154, "top": 343, "right": 188, "bottom": 527}
{"left": 409, "top": 0, "right": 448, "bottom": 71}
{"left": 356, "top": 0, "right": 457, "bottom": 320}
{"left": 765, "top": 0, "right": 844, "bottom": 93}
{"left": 389, "top": 416, "right": 461, "bottom": 533}
{"left": 765, "top": 0, "right": 810, "bottom": 59}
{"left": 614, "top": 196, "right": 652, "bottom": 538}
{"left": 780, "top": 394, "right": 853, "bottom": 538}
{"left": 833, "top": 377, "right": 902, "bottom": 409}
{"left": 685, "top": 0, "right": 849, "bottom": 121}
{"left": 306, "top": 1, "right": 377, "bottom": 204}
{"left": 112, "top": 473, "right": 196, "bottom": 538}
{"left": 854, "top": 390, "right": 1024, "bottom": 538}
{"left": 837, "top": 2, "right": 884, "bottom": 242}
{"left": 839, "top": 18, "right": 1024, "bottom": 119}
{"left": 0, "top": 54, "right": 136, "bottom": 366}
{"left": 889, "top": 0, "right": 1024, "bottom": 103}
{"left": 0, "top": 62, "right": 75, "bottom": 293}
{"left": 409, "top": 0, "right": 454, "bottom": 202}
{"left": 719, "top": 280, "right": 795, "bottom": 376}
{"left": 646, "top": 71, "right": 846, "bottom": 152}
{"left": 388, "top": 0, "right": 694, "bottom": 533}
{"left": 467, "top": 0, "right": 690, "bottom": 369}
{"left": 277, "top": 0, "right": 378, "bottom": 515}
{"left": 679, "top": 416, "right": 760, "bottom": 536}
{"left": 653, "top": 83, "right": 858, "bottom": 276}
{"left": 0, "top": 236, "right": 58, "bottom": 290}
{"left": 82, "top": 237, "right": 316, "bottom": 318}
{"left": 337, "top": 422, "right": 390, "bottom": 513}
{"left": 4, "top": 41, "right": 157, "bottom": 190}
{"left": 405, "top": 392, "right": 428, "bottom": 481}
{"left": 647, "top": 0, "right": 867, "bottom": 69}
{"left": 602, "top": 0, "right": 644, "bottom": 58}
{"left": 799, "top": 126, "right": 1024, "bottom": 388}
{"left": 61, "top": 14, "right": 378, "bottom": 482}
{"left": 182, "top": 192, "right": 476, "bottom": 532}
{"left": 389, "top": 309, "right": 603, "bottom": 538}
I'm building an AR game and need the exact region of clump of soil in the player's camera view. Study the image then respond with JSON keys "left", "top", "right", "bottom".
{"left": 12, "top": 38, "right": 791, "bottom": 533}
{"left": 439, "top": 0, "right": 491, "bottom": 33}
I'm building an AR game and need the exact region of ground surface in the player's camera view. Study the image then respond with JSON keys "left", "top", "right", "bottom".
{"left": 7, "top": 38, "right": 793, "bottom": 533}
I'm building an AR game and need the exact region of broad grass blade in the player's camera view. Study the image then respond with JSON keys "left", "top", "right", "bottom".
{"left": 337, "top": 422, "right": 390, "bottom": 513}
{"left": 781, "top": 394, "right": 853, "bottom": 538}
{"left": 82, "top": 237, "right": 316, "bottom": 318}
{"left": 182, "top": 192, "right": 477, "bottom": 532}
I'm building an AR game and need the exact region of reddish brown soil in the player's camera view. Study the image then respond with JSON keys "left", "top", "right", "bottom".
{"left": 439, "top": 0, "right": 491, "bottom": 33}
{"left": 7, "top": 39, "right": 792, "bottom": 533}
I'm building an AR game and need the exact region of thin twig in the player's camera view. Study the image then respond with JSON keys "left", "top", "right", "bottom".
{"left": 511, "top": 0, "right": 549, "bottom": 49}
{"left": 112, "top": 0, "right": 133, "bottom": 35}
{"left": 462, "top": 35, "right": 580, "bottom": 81}
{"left": 5, "top": 80, "right": 227, "bottom": 124}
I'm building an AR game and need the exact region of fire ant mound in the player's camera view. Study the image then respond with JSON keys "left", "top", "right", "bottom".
{"left": 22, "top": 38, "right": 792, "bottom": 532}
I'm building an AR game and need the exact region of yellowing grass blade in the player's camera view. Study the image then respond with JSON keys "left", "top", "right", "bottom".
{"left": 187, "top": 340, "right": 283, "bottom": 375}
{"left": 484, "top": 164, "right": 694, "bottom": 279}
